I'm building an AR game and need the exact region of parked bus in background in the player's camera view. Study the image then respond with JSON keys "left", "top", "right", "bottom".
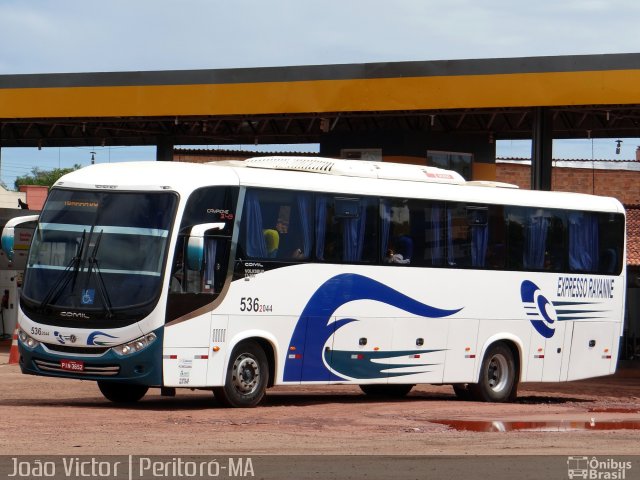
{"left": 2, "top": 157, "right": 626, "bottom": 407}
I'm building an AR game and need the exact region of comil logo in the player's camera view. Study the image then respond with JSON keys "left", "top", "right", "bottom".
{"left": 521, "top": 280, "right": 557, "bottom": 338}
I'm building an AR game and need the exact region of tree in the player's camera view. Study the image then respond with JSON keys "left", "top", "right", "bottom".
{"left": 14, "top": 164, "right": 82, "bottom": 189}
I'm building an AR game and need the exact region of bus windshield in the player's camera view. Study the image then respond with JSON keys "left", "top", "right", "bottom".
{"left": 22, "top": 189, "right": 177, "bottom": 325}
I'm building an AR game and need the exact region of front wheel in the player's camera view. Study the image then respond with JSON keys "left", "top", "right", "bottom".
{"left": 359, "top": 384, "right": 414, "bottom": 397}
{"left": 469, "top": 343, "right": 518, "bottom": 402}
{"left": 213, "top": 341, "right": 269, "bottom": 408}
{"left": 97, "top": 381, "right": 148, "bottom": 403}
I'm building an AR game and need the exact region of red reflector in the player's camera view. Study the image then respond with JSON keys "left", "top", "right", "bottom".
{"left": 351, "top": 354, "right": 364, "bottom": 360}
{"left": 195, "top": 355, "right": 208, "bottom": 360}
{"left": 412, "top": 354, "right": 421, "bottom": 359}
{"left": 465, "top": 354, "right": 476, "bottom": 359}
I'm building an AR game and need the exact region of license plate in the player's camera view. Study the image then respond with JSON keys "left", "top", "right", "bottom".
{"left": 60, "top": 359, "right": 84, "bottom": 372}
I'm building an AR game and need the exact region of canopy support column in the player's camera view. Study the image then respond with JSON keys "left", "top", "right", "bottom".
{"left": 531, "top": 107, "right": 553, "bottom": 191}
{"left": 156, "top": 138, "right": 174, "bottom": 162}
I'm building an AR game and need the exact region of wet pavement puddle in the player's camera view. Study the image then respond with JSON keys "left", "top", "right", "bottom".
{"left": 433, "top": 419, "right": 640, "bottom": 432}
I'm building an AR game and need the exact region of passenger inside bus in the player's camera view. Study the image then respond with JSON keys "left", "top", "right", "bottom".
{"left": 384, "top": 247, "right": 410, "bottom": 264}
{"left": 263, "top": 229, "right": 279, "bottom": 258}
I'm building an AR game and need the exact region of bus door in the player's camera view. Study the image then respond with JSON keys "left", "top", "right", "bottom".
{"left": 164, "top": 229, "right": 232, "bottom": 387}
{"left": 164, "top": 186, "right": 238, "bottom": 387}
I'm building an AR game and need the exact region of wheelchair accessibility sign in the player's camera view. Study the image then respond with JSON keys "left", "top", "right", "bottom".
{"left": 81, "top": 289, "right": 95, "bottom": 305}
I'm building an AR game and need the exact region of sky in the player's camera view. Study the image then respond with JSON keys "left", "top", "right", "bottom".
{"left": 1, "top": 0, "right": 639, "bottom": 188}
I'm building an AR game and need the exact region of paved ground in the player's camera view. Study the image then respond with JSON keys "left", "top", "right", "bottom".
{"left": 1, "top": 344, "right": 639, "bottom": 456}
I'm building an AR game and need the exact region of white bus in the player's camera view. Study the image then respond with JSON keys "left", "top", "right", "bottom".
{"left": 2, "top": 157, "right": 626, "bottom": 407}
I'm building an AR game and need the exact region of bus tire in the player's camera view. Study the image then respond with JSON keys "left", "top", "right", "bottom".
{"left": 214, "top": 341, "right": 269, "bottom": 408}
{"left": 469, "top": 343, "right": 518, "bottom": 403}
{"left": 359, "top": 384, "right": 414, "bottom": 397}
{"left": 97, "top": 381, "right": 148, "bottom": 403}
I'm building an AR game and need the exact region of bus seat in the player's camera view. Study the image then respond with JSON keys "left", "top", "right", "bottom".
{"left": 397, "top": 235, "right": 414, "bottom": 261}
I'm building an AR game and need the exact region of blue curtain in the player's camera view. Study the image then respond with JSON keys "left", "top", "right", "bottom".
{"left": 204, "top": 239, "right": 217, "bottom": 291}
{"left": 380, "top": 201, "right": 391, "bottom": 258}
{"left": 297, "top": 193, "right": 313, "bottom": 258}
{"left": 431, "top": 206, "right": 443, "bottom": 265}
{"left": 315, "top": 196, "right": 327, "bottom": 260}
{"left": 524, "top": 214, "right": 549, "bottom": 269}
{"left": 446, "top": 208, "right": 454, "bottom": 266}
{"left": 471, "top": 225, "right": 488, "bottom": 267}
{"left": 343, "top": 201, "right": 367, "bottom": 261}
{"left": 244, "top": 190, "right": 267, "bottom": 258}
{"left": 569, "top": 212, "right": 599, "bottom": 272}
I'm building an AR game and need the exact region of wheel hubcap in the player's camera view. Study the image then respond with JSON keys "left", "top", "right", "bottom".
{"left": 487, "top": 353, "right": 509, "bottom": 393}
{"left": 232, "top": 354, "right": 260, "bottom": 395}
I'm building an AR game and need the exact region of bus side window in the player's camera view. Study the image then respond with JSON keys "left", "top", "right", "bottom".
{"left": 486, "top": 205, "right": 506, "bottom": 269}
{"left": 597, "top": 212, "right": 624, "bottom": 275}
{"left": 318, "top": 196, "right": 377, "bottom": 264}
{"left": 239, "top": 189, "right": 314, "bottom": 262}
{"left": 166, "top": 186, "right": 237, "bottom": 322}
{"left": 505, "top": 207, "right": 524, "bottom": 270}
{"left": 170, "top": 235, "right": 224, "bottom": 294}
{"left": 506, "top": 207, "right": 567, "bottom": 272}
{"left": 446, "top": 203, "right": 472, "bottom": 267}
{"left": 381, "top": 198, "right": 417, "bottom": 266}
{"left": 421, "top": 201, "right": 445, "bottom": 267}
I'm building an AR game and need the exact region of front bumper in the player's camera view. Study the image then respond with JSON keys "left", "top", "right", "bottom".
{"left": 18, "top": 328, "right": 164, "bottom": 386}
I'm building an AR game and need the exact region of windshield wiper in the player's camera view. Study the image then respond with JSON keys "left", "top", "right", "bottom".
{"left": 39, "top": 229, "right": 88, "bottom": 310}
{"left": 82, "top": 229, "right": 113, "bottom": 317}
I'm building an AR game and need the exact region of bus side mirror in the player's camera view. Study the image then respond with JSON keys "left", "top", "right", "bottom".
{"left": 1, "top": 215, "right": 39, "bottom": 261}
{"left": 185, "top": 222, "right": 225, "bottom": 271}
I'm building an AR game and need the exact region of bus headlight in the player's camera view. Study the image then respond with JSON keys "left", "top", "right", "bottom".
{"left": 113, "top": 333, "right": 157, "bottom": 356}
{"left": 18, "top": 329, "right": 40, "bottom": 349}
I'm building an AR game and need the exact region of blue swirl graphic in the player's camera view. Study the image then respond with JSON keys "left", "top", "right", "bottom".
{"left": 283, "top": 273, "right": 462, "bottom": 381}
{"left": 87, "top": 331, "right": 119, "bottom": 346}
{"left": 521, "top": 280, "right": 556, "bottom": 338}
{"left": 327, "top": 348, "right": 441, "bottom": 379}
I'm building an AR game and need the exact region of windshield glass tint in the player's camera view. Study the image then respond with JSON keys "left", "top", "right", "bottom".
{"left": 23, "top": 189, "right": 177, "bottom": 312}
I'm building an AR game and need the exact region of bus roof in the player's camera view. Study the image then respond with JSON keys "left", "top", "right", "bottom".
{"left": 241, "top": 156, "right": 467, "bottom": 185}
{"left": 54, "top": 158, "right": 624, "bottom": 214}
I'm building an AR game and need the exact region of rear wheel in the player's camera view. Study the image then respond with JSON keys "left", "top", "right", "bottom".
{"left": 97, "top": 381, "right": 148, "bottom": 403}
{"left": 359, "top": 384, "right": 414, "bottom": 397}
{"left": 469, "top": 343, "right": 518, "bottom": 402}
{"left": 213, "top": 341, "right": 269, "bottom": 408}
